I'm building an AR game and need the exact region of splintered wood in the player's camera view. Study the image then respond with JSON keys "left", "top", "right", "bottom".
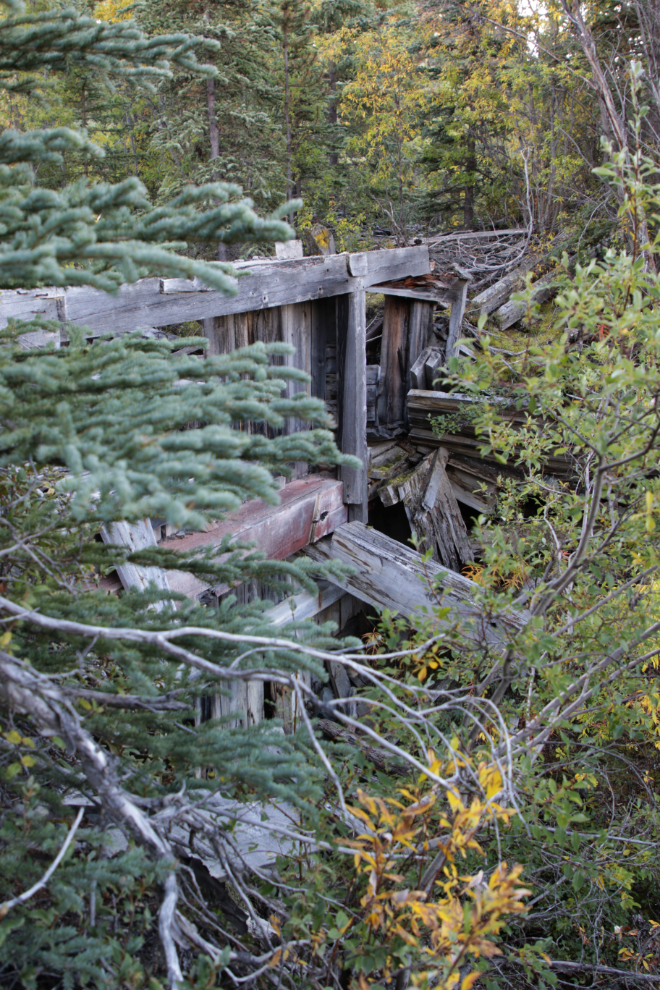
{"left": 379, "top": 447, "right": 472, "bottom": 570}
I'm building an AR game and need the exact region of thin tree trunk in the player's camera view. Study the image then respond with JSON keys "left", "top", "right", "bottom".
{"left": 207, "top": 78, "right": 220, "bottom": 161}
{"left": 205, "top": 10, "right": 227, "bottom": 261}
{"left": 283, "top": 12, "right": 293, "bottom": 222}
{"left": 81, "top": 82, "right": 88, "bottom": 178}
{"left": 561, "top": 0, "right": 656, "bottom": 270}
{"left": 205, "top": 67, "right": 226, "bottom": 260}
{"left": 126, "top": 113, "right": 139, "bottom": 177}
{"left": 463, "top": 135, "right": 475, "bottom": 229}
{"left": 327, "top": 61, "right": 338, "bottom": 167}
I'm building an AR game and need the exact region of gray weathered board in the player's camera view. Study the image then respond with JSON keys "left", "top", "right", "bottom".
{"left": 2, "top": 246, "right": 429, "bottom": 337}
{"left": 304, "top": 520, "right": 526, "bottom": 644}
{"left": 100, "top": 519, "right": 172, "bottom": 608}
{"left": 406, "top": 389, "right": 574, "bottom": 478}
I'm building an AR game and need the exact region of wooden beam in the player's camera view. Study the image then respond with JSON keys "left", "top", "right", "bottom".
{"left": 367, "top": 284, "right": 453, "bottom": 306}
{"left": 336, "top": 291, "right": 368, "bottom": 520}
{"left": 407, "top": 389, "right": 574, "bottom": 478}
{"left": 310, "top": 297, "right": 334, "bottom": 403}
{"left": 281, "top": 301, "right": 312, "bottom": 476}
{"left": 163, "top": 474, "right": 347, "bottom": 599}
{"left": 304, "top": 521, "right": 526, "bottom": 642}
{"left": 378, "top": 296, "right": 409, "bottom": 431}
{"left": 407, "top": 301, "right": 433, "bottom": 376}
{"left": 2, "top": 247, "right": 430, "bottom": 337}
{"left": 444, "top": 278, "right": 469, "bottom": 358}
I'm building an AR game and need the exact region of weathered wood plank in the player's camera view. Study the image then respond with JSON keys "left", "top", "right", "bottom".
{"left": 408, "top": 301, "right": 433, "bottom": 379}
{"left": 163, "top": 475, "right": 347, "bottom": 599}
{"left": 304, "top": 521, "right": 526, "bottom": 642}
{"left": 0, "top": 248, "right": 430, "bottom": 336}
{"left": 281, "top": 301, "right": 312, "bottom": 475}
{"left": 100, "top": 519, "right": 172, "bottom": 609}
{"left": 444, "top": 278, "right": 469, "bottom": 358}
{"left": 378, "top": 296, "right": 409, "bottom": 431}
{"left": 446, "top": 464, "right": 496, "bottom": 513}
{"left": 366, "top": 284, "right": 454, "bottom": 305}
{"left": 493, "top": 267, "right": 559, "bottom": 330}
{"left": 349, "top": 246, "right": 429, "bottom": 283}
{"left": 407, "top": 389, "right": 574, "bottom": 478}
{"left": 310, "top": 298, "right": 334, "bottom": 403}
{"left": 336, "top": 291, "right": 367, "bottom": 519}
{"left": 414, "top": 448, "right": 472, "bottom": 570}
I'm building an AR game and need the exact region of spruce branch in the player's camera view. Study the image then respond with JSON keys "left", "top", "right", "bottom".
{"left": 0, "top": 649, "right": 185, "bottom": 985}
{"left": 0, "top": 806, "right": 83, "bottom": 918}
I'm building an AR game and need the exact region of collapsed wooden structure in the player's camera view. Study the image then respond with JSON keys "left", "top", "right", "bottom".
{"left": 9, "top": 241, "right": 549, "bottom": 729}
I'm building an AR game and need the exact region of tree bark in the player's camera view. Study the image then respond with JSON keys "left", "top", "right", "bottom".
{"left": 283, "top": 11, "right": 293, "bottom": 222}
{"left": 327, "top": 61, "right": 338, "bottom": 167}
{"left": 561, "top": 0, "right": 656, "bottom": 271}
{"left": 463, "top": 135, "right": 475, "bottom": 229}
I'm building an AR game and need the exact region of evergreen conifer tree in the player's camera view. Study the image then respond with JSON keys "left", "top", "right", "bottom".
{"left": 0, "top": 1, "right": 353, "bottom": 984}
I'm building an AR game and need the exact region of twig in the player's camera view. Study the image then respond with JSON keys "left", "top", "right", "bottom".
{"left": 0, "top": 806, "right": 84, "bottom": 917}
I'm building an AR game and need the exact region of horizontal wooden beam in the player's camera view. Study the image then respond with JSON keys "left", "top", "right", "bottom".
{"left": 2, "top": 247, "right": 430, "bottom": 336}
{"left": 407, "top": 389, "right": 574, "bottom": 478}
{"left": 164, "top": 474, "right": 347, "bottom": 599}
{"left": 304, "top": 521, "right": 526, "bottom": 643}
{"left": 368, "top": 284, "right": 454, "bottom": 305}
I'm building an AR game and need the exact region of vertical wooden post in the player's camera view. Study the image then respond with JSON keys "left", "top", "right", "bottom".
{"left": 310, "top": 298, "right": 335, "bottom": 402}
{"left": 203, "top": 313, "right": 250, "bottom": 355}
{"left": 445, "top": 279, "right": 469, "bottom": 359}
{"left": 337, "top": 291, "right": 367, "bottom": 522}
{"left": 378, "top": 296, "right": 410, "bottom": 431}
{"left": 406, "top": 301, "right": 433, "bottom": 424}
{"left": 408, "top": 301, "right": 433, "bottom": 373}
{"left": 281, "top": 301, "right": 312, "bottom": 479}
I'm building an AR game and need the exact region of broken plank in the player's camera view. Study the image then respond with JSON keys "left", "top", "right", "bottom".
{"left": 413, "top": 448, "right": 472, "bottom": 570}
{"left": 303, "top": 521, "right": 527, "bottom": 643}
{"left": 100, "top": 519, "right": 172, "bottom": 609}
{"left": 446, "top": 464, "right": 496, "bottom": 513}
{"left": 493, "top": 266, "right": 561, "bottom": 330}
{"left": 410, "top": 345, "right": 433, "bottom": 390}
{"left": 408, "top": 301, "right": 434, "bottom": 379}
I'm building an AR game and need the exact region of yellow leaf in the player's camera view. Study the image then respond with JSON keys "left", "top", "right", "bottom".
{"left": 3, "top": 730, "right": 21, "bottom": 745}
{"left": 20, "top": 754, "right": 36, "bottom": 767}
{"left": 461, "top": 974, "right": 481, "bottom": 990}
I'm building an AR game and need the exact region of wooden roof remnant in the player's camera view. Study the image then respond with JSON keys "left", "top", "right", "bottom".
{"left": 304, "top": 520, "right": 527, "bottom": 643}
{"left": 1, "top": 246, "right": 430, "bottom": 338}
